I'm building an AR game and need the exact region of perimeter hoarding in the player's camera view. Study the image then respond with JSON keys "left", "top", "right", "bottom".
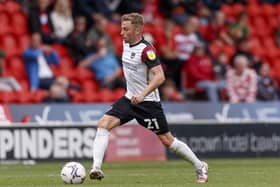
{"left": 8, "top": 102, "right": 280, "bottom": 124}
{"left": 1, "top": 123, "right": 280, "bottom": 161}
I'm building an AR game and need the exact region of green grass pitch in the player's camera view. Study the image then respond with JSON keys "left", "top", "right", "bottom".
{"left": 0, "top": 158, "right": 279, "bottom": 187}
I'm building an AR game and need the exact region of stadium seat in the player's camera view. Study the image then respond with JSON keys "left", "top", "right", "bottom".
{"left": 19, "top": 80, "right": 30, "bottom": 91}
{"left": 7, "top": 56, "right": 27, "bottom": 81}
{"left": 112, "top": 35, "right": 123, "bottom": 57}
{"left": 75, "top": 67, "right": 94, "bottom": 81}
{"left": 97, "top": 89, "right": 115, "bottom": 102}
{"left": 10, "top": 12, "right": 28, "bottom": 35}
{"left": 106, "top": 22, "right": 121, "bottom": 38}
{"left": 246, "top": 4, "right": 261, "bottom": 17}
{"left": 17, "top": 34, "right": 30, "bottom": 52}
{"left": 1, "top": 34, "right": 20, "bottom": 57}
{"left": 276, "top": 4, "right": 280, "bottom": 16}
{"left": 261, "top": 4, "right": 276, "bottom": 18}
{"left": 82, "top": 90, "right": 99, "bottom": 102}
{"left": 82, "top": 80, "right": 98, "bottom": 92}
{"left": 68, "top": 89, "right": 84, "bottom": 103}
{"left": 52, "top": 44, "right": 69, "bottom": 58}
{"left": 232, "top": 4, "right": 245, "bottom": 17}
{"left": 60, "top": 56, "right": 75, "bottom": 68}
{"left": 31, "top": 89, "right": 49, "bottom": 103}
{"left": 4, "top": 1, "right": 21, "bottom": 14}
{"left": 13, "top": 90, "right": 31, "bottom": 103}
{"left": 0, "top": 91, "right": 16, "bottom": 103}
{"left": 0, "top": 12, "right": 10, "bottom": 35}
{"left": 221, "top": 4, "right": 233, "bottom": 17}
{"left": 59, "top": 66, "right": 76, "bottom": 80}
{"left": 112, "top": 88, "right": 126, "bottom": 100}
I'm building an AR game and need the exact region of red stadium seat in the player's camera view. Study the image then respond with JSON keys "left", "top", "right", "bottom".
{"left": 17, "top": 34, "right": 30, "bottom": 52}
{"left": 246, "top": 4, "right": 261, "bottom": 17}
{"left": 221, "top": 4, "right": 233, "bottom": 17}
{"left": 13, "top": 90, "right": 32, "bottom": 103}
{"left": 0, "top": 91, "right": 16, "bottom": 103}
{"left": 68, "top": 89, "right": 84, "bottom": 103}
{"left": 52, "top": 44, "right": 69, "bottom": 58}
{"left": 82, "top": 90, "right": 99, "bottom": 102}
{"left": 82, "top": 80, "right": 98, "bottom": 92}
{"left": 75, "top": 67, "right": 94, "bottom": 81}
{"left": 106, "top": 22, "right": 121, "bottom": 38}
{"left": 10, "top": 12, "right": 28, "bottom": 35}
{"left": 7, "top": 56, "right": 27, "bottom": 81}
{"left": 112, "top": 88, "right": 126, "bottom": 100}
{"left": 1, "top": 34, "right": 20, "bottom": 57}
{"left": 31, "top": 89, "right": 49, "bottom": 103}
{"left": 232, "top": 4, "right": 245, "bottom": 17}
{"left": 60, "top": 56, "right": 75, "bottom": 68}
{"left": 4, "top": 1, "right": 21, "bottom": 14}
{"left": 0, "top": 12, "right": 10, "bottom": 35}
{"left": 97, "top": 89, "right": 115, "bottom": 102}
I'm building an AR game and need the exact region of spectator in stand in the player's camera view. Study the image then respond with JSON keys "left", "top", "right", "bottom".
{"left": 160, "top": 78, "right": 184, "bottom": 102}
{"left": 197, "top": 3, "right": 212, "bottom": 28}
{"left": 66, "top": 16, "right": 93, "bottom": 64}
{"left": 142, "top": 0, "right": 162, "bottom": 24}
{"left": 228, "top": 11, "right": 249, "bottom": 45}
{"left": 203, "top": 11, "right": 233, "bottom": 46}
{"left": 226, "top": 55, "right": 257, "bottom": 103}
{"left": 213, "top": 51, "right": 230, "bottom": 81}
{"left": 79, "top": 38, "right": 125, "bottom": 90}
{"left": 50, "top": 0, "right": 74, "bottom": 42}
{"left": 173, "top": 16, "right": 200, "bottom": 89}
{"left": 66, "top": 15, "right": 125, "bottom": 90}
{"left": 0, "top": 50, "right": 21, "bottom": 92}
{"left": 182, "top": 41, "right": 224, "bottom": 102}
{"left": 154, "top": 19, "right": 179, "bottom": 80}
{"left": 43, "top": 76, "right": 69, "bottom": 103}
{"left": 87, "top": 13, "right": 116, "bottom": 56}
{"left": 159, "top": 0, "right": 189, "bottom": 24}
{"left": 73, "top": 0, "right": 142, "bottom": 25}
{"left": 231, "top": 38, "right": 263, "bottom": 72}
{"left": 23, "top": 33, "right": 60, "bottom": 91}
{"left": 28, "top": 0, "right": 59, "bottom": 44}
{"left": 257, "top": 63, "right": 277, "bottom": 101}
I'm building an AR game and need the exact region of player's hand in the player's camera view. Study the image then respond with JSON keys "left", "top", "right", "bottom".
{"left": 131, "top": 94, "right": 144, "bottom": 105}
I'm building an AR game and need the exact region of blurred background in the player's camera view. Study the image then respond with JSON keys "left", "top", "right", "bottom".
{"left": 1, "top": 0, "right": 280, "bottom": 162}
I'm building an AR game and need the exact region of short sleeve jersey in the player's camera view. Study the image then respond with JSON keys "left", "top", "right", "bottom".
{"left": 122, "top": 38, "right": 161, "bottom": 102}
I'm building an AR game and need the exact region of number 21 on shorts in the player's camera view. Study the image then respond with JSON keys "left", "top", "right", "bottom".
{"left": 144, "top": 118, "right": 159, "bottom": 130}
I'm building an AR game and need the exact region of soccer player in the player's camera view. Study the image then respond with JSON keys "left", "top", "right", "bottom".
{"left": 89, "top": 13, "right": 208, "bottom": 183}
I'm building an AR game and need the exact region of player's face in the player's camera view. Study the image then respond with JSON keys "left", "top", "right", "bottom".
{"left": 121, "top": 21, "right": 136, "bottom": 44}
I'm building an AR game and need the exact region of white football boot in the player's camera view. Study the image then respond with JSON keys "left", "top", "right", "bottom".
{"left": 196, "top": 161, "right": 208, "bottom": 183}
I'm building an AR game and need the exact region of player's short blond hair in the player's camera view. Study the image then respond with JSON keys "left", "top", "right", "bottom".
{"left": 121, "top": 13, "right": 144, "bottom": 28}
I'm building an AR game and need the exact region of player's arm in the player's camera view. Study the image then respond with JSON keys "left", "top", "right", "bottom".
{"left": 131, "top": 65, "right": 165, "bottom": 105}
{"left": 131, "top": 46, "right": 165, "bottom": 104}
{"left": 141, "top": 65, "right": 165, "bottom": 97}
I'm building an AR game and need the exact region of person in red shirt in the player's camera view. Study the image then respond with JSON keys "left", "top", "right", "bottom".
{"left": 182, "top": 41, "right": 225, "bottom": 102}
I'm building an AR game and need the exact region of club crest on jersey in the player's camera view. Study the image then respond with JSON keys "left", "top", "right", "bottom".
{"left": 130, "top": 52, "right": 136, "bottom": 59}
{"left": 147, "top": 50, "right": 156, "bottom": 60}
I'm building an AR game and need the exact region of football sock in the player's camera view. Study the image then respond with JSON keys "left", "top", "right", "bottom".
{"left": 93, "top": 128, "right": 110, "bottom": 169}
{"left": 169, "top": 138, "right": 202, "bottom": 168}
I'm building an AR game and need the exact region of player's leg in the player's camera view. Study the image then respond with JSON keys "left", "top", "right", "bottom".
{"left": 90, "top": 114, "right": 120, "bottom": 180}
{"left": 90, "top": 96, "right": 133, "bottom": 180}
{"left": 158, "top": 132, "right": 208, "bottom": 183}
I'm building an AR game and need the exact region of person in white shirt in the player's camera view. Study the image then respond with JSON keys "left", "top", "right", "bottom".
{"left": 89, "top": 13, "right": 208, "bottom": 183}
{"left": 50, "top": 0, "right": 74, "bottom": 40}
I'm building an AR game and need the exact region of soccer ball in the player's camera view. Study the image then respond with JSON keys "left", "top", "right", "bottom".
{"left": 60, "top": 162, "right": 86, "bottom": 184}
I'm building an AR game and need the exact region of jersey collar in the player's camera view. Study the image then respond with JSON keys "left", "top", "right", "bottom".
{"left": 129, "top": 37, "right": 144, "bottom": 47}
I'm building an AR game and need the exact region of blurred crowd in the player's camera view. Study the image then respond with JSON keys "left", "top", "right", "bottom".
{"left": 1, "top": 0, "right": 280, "bottom": 103}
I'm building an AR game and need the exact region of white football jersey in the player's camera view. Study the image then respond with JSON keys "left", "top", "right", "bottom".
{"left": 122, "top": 38, "right": 161, "bottom": 102}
